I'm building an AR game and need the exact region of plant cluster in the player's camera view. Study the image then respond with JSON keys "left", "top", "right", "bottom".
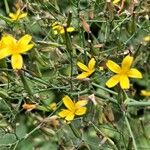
{"left": 0, "top": 0, "right": 150, "bottom": 150}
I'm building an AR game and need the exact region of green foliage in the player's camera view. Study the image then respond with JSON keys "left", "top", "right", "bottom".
{"left": 0, "top": 0, "right": 150, "bottom": 149}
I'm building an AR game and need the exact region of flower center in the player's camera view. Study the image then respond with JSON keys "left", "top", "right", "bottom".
{"left": 119, "top": 68, "right": 128, "bottom": 75}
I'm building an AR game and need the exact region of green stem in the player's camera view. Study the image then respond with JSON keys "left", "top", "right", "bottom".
{"left": 95, "top": 92, "right": 118, "bottom": 104}
{"left": 127, "top": 101, "right": 150, "bottom": 107}
{"left": 69, "top": 123, "right": 82, "bottom": 139}
{"left": 123, "top": 112, "right": 138, "bottom": 150}
{"left": 19, "top": 70, "right": 33, "bottom": 98}
{"left": 64, "top": 25, "right": 73, "bottom": 90}
{"left": 4, "top": 0, "right": 9, "bottom": 14}
{"left": 92, "top": 83, "right": 118, "bottom": 95}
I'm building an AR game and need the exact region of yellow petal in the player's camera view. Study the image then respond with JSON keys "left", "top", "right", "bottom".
{"left": 60, "top": 28, "right": 65, "bottom": 34}
{"left": 75, "top": 107, "right": 87, "bottom": 116}
{"left": 76, "top": 72, "right": 91, "bottom": 79}
{"left": 63, "top": 95, "right": 75, "bottom": 111}
{"left": 65, "top": 112, "right": 75, "bottom": 121}
{"left": 120, "top": 75, "right": 130, "bottom": 89}
{"left": 16, "top": 9, "right": 21, "bottom": 17}
{"left": 52, "top": 25, "right": 61, "bottom": 30}
{"left": 88, "top": 58, "right": 96, "bottom": 70}
{"left": 11, "top": 54, "right": 23, "bottom": 69}
{"left": 2, "top": 34, "right": 16, "bottom": 48}
{"left": 141, "top": 90, "right": 150, "bottom": 97}
{"left": 0, "top": 48, "right": 12, "bottom": 59}
{"left": 106, "top": 60, "right": 121, "bottom": 73}
{"left": 18, "top": 34, "right": 32, "bottom": 47}
{"left": 121, "top": 55, "right": 133, "bottom": 71}
{"left": 106, "top": 75, "right": 120, "bottom": 88}
{"left": 67, "top": 27, "right": 75, "bottom": 32}
{"left": 52, "top": 22, "right": 60, "bottom": 27}
{"left": 20, "top": 44, "right": 34, "bottom": 54}
{"left": 144, "top": 35, "right": 150, "bottom": 41}
{"left": 17, "top": 35, "right": 34, "bottom": 53}
{"left": 113, "top": 0, "right": 121, "bottom": 4}
{"left": 77, "top": 62, "right": 89, "bottom": 72}
{"left": 18, "top": 13, "right": 27, "bottom": 19}
{"left": 58, "top": 109, "right": 71, "bottom": 118}
{"left": 128, "top": 68, "right": 142, "bottom": 78}
{"left": 9, "top": 13, "right": 16, "bottom": 20}
{"left": 75, "top": 100, "right": 87, "bottom": 109}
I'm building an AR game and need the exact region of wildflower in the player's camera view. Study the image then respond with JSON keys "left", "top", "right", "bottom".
{"left": 52, "top": 22, "right": 75, "bottom": 35}
{"left": 77, "top": 58, "right": 96, "bottom": 79}
{"left": 58, "top": 95, "right": 87, "bottom": 121}
{"left": 49, "top": 102, "right": 57, "bottom": 111}
{"left": 106, "top": 55, "right": 142, "bottom": 89}
{"left": 9, "top": 8, "right": 27, "bottom": 21}
{"left": 141, "top": 90, "right": 150, "bottom": 97}
{"left": 0, "top": 34, "right": 34, "bottom": 69}
{"left": 22, "top": 103, "right": 36, "bottom": 111}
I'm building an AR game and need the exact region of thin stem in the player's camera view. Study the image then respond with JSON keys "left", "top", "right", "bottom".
{"left": 92, "top": 83, "right": 118, "bottom": 95}
{"left": 127, "top": 101, "right": 150, "bottom": 107}
{"left": 19, "top": 70, "right": 33, "bottom": 98}
{"left": 4, "top": 0, "right": 10, "bottom": 14}
{"left": 123, "top": 112, "right": 138, "bottom": 150}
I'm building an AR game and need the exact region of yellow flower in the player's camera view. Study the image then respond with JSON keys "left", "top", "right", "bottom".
{"left": 77, "top": 58, "right": 96, "bottom": 79}
{"left": 52, "top": 22, "right": 75, "bottom": 35}
{"left": 0, "top": 34, "right": 34, "bottom": 69}
{"left": 58, "top": 95, "right": 87, "bottom": 121}
{"left": 22, "top": 103, "right": 36, "bottom": 111}
{"left": 141, "top": 90, "right": 150, "bottom": 97}
{"left": 106, "top": 55, "right": 142, "bottom": 89}
{"left": 9, "top": 8, "right": 27, "bottom": 21}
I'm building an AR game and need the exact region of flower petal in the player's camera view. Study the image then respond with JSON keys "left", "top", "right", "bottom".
{"left": 88, "top": 58, "right": 96, "bottom": 70}
{"left": 9, "top": 13, "right": 16, "bottom": 20}
{"left": 75, "top": 100, "right": 87, "bottom": 109}
{"left": 141, "top": 90, "right": 150, "bottom": 97}
{"left": 67, "top": 27, "right": 75, "bottom": 32}
{"left": 18, "top": 34, "right": 32, "bottom": 47}
{"left": 120, "top": 75, "right": 130, "bottom": 89}
{"left": 75, "top": 107, "right": 87, "bottom": 116}
{"left": 128, "top": 68, "right": 142, "bottom": 78}
{"left": 17, "top": 35, "right": 34, "bottom": 53}
{"left": 121, "top": 55, "right": 133, "bottom": 71}
{"left": 113, "top": 0, "right": 121, "bottom": 4}
{"left": 106, "top": 60, "right": 121, "bottom": 73}
{"left": 76, "top": 72, "right": 91, "bottom": 79}
{"left": 58, "top": 109, "right": 71, "bottom": 118}
{"left": 0, "top": 48, "right": 12, "bottom": 59}
{"left": 20, "top": 44, "right": 34, "bottom": 54}
{"left": 18, "top": 13, "right": 27, "bottom": 19}
{"left": 65, "top": 112, "right": 75, "bottom": 121}
{"left": 16, "top": 9, "right": 21, "bottom": 17}
{"left": 77, "top": 62, "right": 89, "bottom": 72}
{"left": 106, "top": 75, "right": 120, "bottom": 88}
{"left": 144, "top": 35, "right": 150, "bottom": 42}
{"left": 2, "top": 34, "right": 16, "bottom": 48}
{"left": 60, "top": 29, "right": 65, "bottom": 34}
{"left": 63, "top": 95, "right": 75, "bottom": 111}
{"left": 11, "top": 54, "right": 23, "bottom": 69}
